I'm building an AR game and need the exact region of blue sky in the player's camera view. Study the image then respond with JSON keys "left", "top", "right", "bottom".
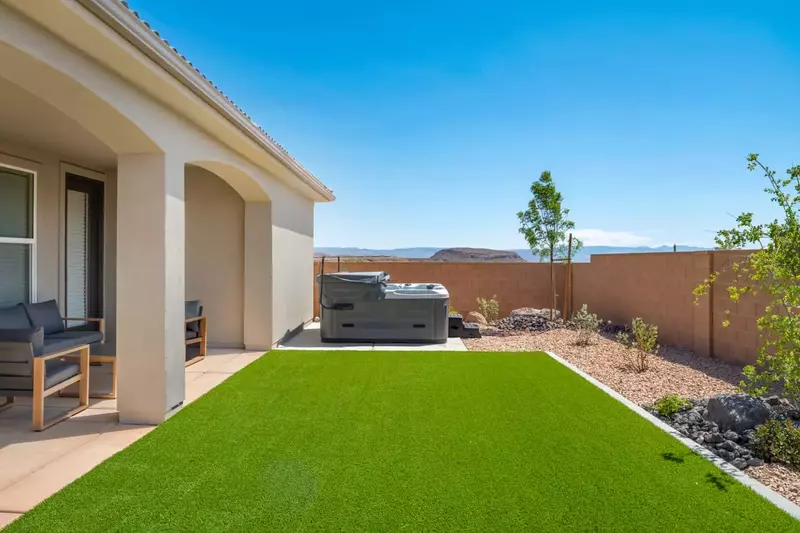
{"left": 131, "top": 0, "right": 800, "bottom": 249}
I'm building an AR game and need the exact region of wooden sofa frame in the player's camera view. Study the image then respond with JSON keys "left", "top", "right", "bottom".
{"left": 185, "top": 315, "right": 207, "bottom": 367}
{"left": 0, "top": 344, "right": 90, "bottom": 431}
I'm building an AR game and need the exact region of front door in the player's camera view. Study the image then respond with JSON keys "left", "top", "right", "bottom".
{"left": 65, "top": 173, "right": 104, "bottom": 321}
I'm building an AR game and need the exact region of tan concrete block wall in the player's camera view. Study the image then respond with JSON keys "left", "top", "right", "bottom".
{"left": 314, "top": 261, "right": 564, "bottom": 319}
{"left": 710, "top": 251, "right": 769, "bottom": 365}
{"left": 572, "top": 252, "right": 711, "bottom": 353}
{"left": 313, "top": 249, "right": 769, "bottom": 366}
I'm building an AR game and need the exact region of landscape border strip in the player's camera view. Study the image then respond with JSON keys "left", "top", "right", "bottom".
{"left": 544, "top": 350, "right": 800, "bottom": 520}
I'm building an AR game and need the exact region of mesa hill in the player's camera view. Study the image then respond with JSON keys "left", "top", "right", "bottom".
{"left": 430, "top": 248, "right": 525, "bottom": 262}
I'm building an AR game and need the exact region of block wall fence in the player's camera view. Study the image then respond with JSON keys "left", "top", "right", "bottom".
{"left": 314, "top": 251, "right": 765, "bottom": 365}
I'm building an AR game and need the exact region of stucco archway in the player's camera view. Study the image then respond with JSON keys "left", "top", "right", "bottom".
{"left": 185, "top": 161, "right": 274, "bottom": 351}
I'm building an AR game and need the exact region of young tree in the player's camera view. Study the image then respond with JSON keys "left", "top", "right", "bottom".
{"left": 517, "top": 171, "right": 583, "bottom": 262}
{"left": 694, "top": 154, "right": 800, "bottom": 401}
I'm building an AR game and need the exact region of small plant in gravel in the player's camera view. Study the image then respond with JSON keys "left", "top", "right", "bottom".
{"left": 572, "top": 304, "right": 601, "bottom": 346}
{"left": 752, "top": 419, "right": 800, "bottom": 468}
{"left": 617, "top": 317, "right": 659, "bottom": 373}
{"left": 653, "top": 394, "right": 690, "bottom": 418}
{"left": 476, "top": 295, "right": 500, "bottom": 323}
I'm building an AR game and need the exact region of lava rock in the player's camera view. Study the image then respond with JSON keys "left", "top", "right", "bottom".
{"left": 493, "top": 314, "right": 563, "bottom": 334}
{"left": 686, "top": 409, "right": 704, "bottom": 425}
{"left": 707, "top": 394, "right": 771, "bottom": 433}
{"left": 723, "top": 430, "right": 740, "bottom": 442}
{"left": 719, "top": 440, "right": 737, "bottom": 452}
{"left": 706, "top": 433, "right": 725, "bottom": 444}
{"left": 764, "top": 395, "right": 781, "bottom": 406}
{"left": 747, "top": 458, "right": 765, "bottom": 467}
{"left": 717, "top": 449, "right": 735, "bottom": 461}
{"left": 731, "top": 458, "right": 749, "bottom": 470}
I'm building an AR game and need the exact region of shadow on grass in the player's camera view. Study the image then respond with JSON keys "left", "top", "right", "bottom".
{"left": 706, "top": 472, "right": 735, "bottom": 492}
{"left": 661, "top": 451, "right": 686, "bottom": 464}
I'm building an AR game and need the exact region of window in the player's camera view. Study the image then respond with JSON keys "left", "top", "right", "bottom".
{"left": 0, "top": 165, "right": 35, "bottom": 307}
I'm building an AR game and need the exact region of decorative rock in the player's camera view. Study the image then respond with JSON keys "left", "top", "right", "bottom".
{"left": 706, "top": 394, "right": 771, "bottom": 433}
{"left": 705, "top": 433, "right": 725, "bottom": 444}
{"left": 694, "top": 435, "right": 705, "bottom": 445}
{"left": 719, "top": 440, "right": 737, "bottom": 452}
{"left": 686, "top": 409, "right": 704, "bottom": 425}
{"left": 468, "top": 311, "right": 488, "bottom": 326}
{"left": 747, "top": 458, "right": 764, "bottom": 467}
{"left": 730, "top": 458, "right": 749, "bottom": 470}
{"left": 764, "top": 395, "right": 781, "bottom": 406}
{"left": 723, "top": 430, "right": 739, "bottom": 442}
{"left": 717, "top": 449, "right": 734, "bottom": 461}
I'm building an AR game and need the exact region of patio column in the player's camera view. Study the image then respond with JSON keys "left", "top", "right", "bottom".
{"left": 243, "top": 201, "right": 273, "bottom": 350}
{"left": 116, "top": 153, "right": 186, "bottom": 425}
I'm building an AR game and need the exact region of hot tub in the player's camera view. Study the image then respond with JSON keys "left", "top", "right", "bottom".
{"left": 317, "top": 272, "right": 450, "bottom": 343}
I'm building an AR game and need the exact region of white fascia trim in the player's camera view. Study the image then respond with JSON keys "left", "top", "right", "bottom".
{"left": 75, "top": 0, "right": 335, "bottom": 201}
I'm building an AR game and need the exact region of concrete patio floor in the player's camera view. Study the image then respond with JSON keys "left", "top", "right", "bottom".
{"left": 278, "top": 322, "right": 467, "bottom": 351}
{"left": 0, "top": 348, "right": 264, "bottom": 529}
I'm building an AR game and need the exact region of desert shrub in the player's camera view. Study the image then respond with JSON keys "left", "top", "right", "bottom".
{"left": 572, "top": 304, "right": 601, "bottom": 345}
{"left": 617, "top": 317, "right": 659, "bottom": 373}
{"left": 752, "top": 419, "right": 800, "bottom": 467}
{"left": 653, "top": 394, "right": 690, "bottom": 418}
{"left": 476, "top": 295, "right": 500, "bottom": 323}
{"left": 693, "top": 155, "right": 800, "bottom": 402}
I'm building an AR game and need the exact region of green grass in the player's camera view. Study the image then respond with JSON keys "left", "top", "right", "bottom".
{"left": 8, "top": 351, "right": 799, "bottom": 532}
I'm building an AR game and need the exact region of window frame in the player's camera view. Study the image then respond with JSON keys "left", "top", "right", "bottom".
{"left": 0, "top": 162, "right": 37, "bottom": 303}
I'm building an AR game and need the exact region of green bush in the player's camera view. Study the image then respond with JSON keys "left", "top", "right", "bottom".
{"left": 653, "top": 394, "right": 690, "bottom": 418}
{"left": 448, "top": 305, "right": 459, "bottom": 316}
{"left": 572, "top": 304, "right": 601, "bottom": 345}
{"left": 753, "top": 419, "right": 800, "bottom": 468}
{"left": 476, "top": 295, "right": 500, "bottom": 323}
{"left": 617, "top": 317, "right": 659, "bottom": 373}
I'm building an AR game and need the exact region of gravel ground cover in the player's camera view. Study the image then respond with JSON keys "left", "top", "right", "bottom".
{"left": 464, "top": 328, "right": 800, "bottom": 508}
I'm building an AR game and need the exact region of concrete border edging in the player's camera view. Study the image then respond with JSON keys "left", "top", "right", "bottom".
{"left": 543, "top": 350, "right": 800, "bottom": 520}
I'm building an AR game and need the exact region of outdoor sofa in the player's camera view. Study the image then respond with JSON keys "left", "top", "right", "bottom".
{"left": 0, "top": 300, "right": 102, "bottom": 430}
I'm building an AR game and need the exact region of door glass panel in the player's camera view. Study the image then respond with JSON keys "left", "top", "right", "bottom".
{"left": 0, "top": 243, "right": 30, "bottom": 307}
{"left": 66, "top": 189, "right": 89, "bottom": 322}
{"left": 0, "top": 168, "right": 34, "bottom": 239}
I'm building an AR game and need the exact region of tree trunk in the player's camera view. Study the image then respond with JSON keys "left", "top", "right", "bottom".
{"left": 549, "top": 248, "right": 554, "bottom": 320}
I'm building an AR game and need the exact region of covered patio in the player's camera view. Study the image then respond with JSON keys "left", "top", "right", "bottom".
{"left": 0, "top": 0, "right": 330, "bottom": 433}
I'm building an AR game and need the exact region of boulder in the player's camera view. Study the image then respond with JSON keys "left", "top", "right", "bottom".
{"left": 468, "top": 311, "right": 488, "bottom": 326}
{"left": 723, "top": 430, "right": 740, "bottom": 442}
{"left": 706, "top": 394, "right": 771, "bottom": 433}
{"left": 730, "top": 458, "right": 749, "bottom": 470}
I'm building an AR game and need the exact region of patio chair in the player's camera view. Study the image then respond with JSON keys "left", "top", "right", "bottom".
{"left": 0, "top": 326, "right": 90, "bottom": 431}
{"left": 185, "top": 300, "right": 207, "bottom": 367}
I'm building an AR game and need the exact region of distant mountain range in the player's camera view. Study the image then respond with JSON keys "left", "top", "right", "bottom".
{"left": 315, "top": 245, "right": 707, "bottom": 263}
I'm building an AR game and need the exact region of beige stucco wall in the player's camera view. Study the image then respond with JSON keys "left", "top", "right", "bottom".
{"left": 185, "top": 165, "right": 245, "bottom": 347}
{"left": 271, "top": 195, "right": 315, "bottom": 340}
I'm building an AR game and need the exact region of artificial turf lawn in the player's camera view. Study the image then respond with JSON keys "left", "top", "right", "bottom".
{"left": 8, "top": 351, "right": 799, "bottom": 532}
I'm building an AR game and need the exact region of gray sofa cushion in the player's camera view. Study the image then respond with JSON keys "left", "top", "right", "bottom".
{"left": 0, "top": 304, "right": 32, "bottom": 330}
{"left": 23, "top": 300, "right": 65, "bottom": 335}
{"left": 0, "top": 327, "right": 44, "bottom": 356}
{"left": 0, "top": 359, "right": 80, "bottom": 392}
{"left": 186, "top": 300, "right": 202, "bottom": 333}
{"left": 45, "top": 330, "right": 102, "bottom": 346}
{"left": 40, "top": 331, "right": 100, "bottom": 356}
